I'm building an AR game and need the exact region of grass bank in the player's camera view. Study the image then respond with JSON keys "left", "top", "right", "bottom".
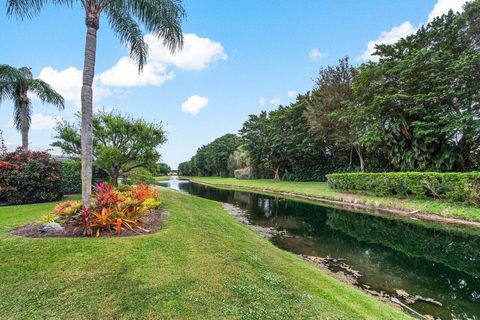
{"left": 0, "top": 189, "right": 408, "bottom": 319}
{"left": 190, "top": 177, "right": 480, "bottom": 224}
{"left": 154, "top": 175, "right": 171, "bottom": 181}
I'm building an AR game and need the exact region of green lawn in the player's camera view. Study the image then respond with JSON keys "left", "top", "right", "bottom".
{"left": 154, "top": 175, "right": 171, "bottom": 181}
{"left": 191, "top": 177, "right": 480, "bottom": 222}
{"left": 0, "top": 189, "right": 409, "bottom": 319}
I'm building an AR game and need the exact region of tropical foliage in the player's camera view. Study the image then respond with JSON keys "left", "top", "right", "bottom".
{"left": 0, "top": 149, "right": 63, "bottom": 204}
{"left": 0, "top": 65, "right": 64, "bottom": 149}
{"left": 53, "top": 112, "right": 166, "bottom": 186}
{"left": 46, "top": 182, "right": 161, "bottom": 237}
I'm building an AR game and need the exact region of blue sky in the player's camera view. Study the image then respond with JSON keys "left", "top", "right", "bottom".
{"left": 0, "top": 0, "right": 468, "bottom": 168}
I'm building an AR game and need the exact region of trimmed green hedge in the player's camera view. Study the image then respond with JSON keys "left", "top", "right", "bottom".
{"left": 326, "top": 172, "right": 480, "bottom": 205}
{"left": 60, "top": 161, "right": 108, "bottom": 194}
{"left": 61, "top": 161, "right": 82, "bottom": 194}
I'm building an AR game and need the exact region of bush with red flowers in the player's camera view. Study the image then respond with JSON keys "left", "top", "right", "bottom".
{"left": 0, "top": 149, "right": 64, "bottom": 204}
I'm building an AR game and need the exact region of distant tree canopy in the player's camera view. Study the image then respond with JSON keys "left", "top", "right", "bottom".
{"left": 155, "top": 162, "right": 171, "bottom": 175}
{"left": 179, "top": 134, "right": 241, "bottom": 177}
{"left": 53, "top": 112, "right": 166, "bottom": 186}
{"left": 181, "top": 2, "right": 480, "bottom": 180}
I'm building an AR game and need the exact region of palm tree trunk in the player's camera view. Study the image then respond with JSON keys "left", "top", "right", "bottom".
{"left": 81, "top": 19, "right": 99, "bottom": 208}
{"left": 20, "top": 95, "right": 29, "bottom": 150}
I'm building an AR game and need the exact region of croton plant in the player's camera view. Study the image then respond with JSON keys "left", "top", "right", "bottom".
{"left": 44, "top": 182, "right": 161, "bottom": 237}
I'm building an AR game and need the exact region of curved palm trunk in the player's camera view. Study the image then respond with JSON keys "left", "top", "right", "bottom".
{"left": 81, "top": 20, "right": 99, "bottom": 208}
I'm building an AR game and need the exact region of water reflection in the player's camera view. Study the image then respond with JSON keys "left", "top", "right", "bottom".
{"left": 158, "top": 176, "right": 190, "bottom": 191}
{"left": 163, "top": 180, "right": 480, "bottom": 320}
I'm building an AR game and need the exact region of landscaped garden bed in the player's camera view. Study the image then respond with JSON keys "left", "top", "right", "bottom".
{"left": 11, "top": 182, "right": 167, "bottom": 238}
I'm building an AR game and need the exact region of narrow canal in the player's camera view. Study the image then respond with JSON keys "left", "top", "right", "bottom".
{"left": 160, "top": 178, "right": 480, "bottom": 320}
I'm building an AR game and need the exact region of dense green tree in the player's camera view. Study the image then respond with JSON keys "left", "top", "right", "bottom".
{"left": 0, "top": 65, "right": 64, "bottom": 150}
{"left": 155, "top": 162, "right": 171, "bottom": 175}
{"left": 350, "top": 8, "right": 480, "bottom": 171}
{"left": 241, "top": 95, "right": 333, "bottom": 180}
{"left": 53, "top": 112, "right": 166, "bottom": 186}
{"left": 304, "top": 58, "right": 364, "bottom": 171}
{"left": 179, "top": 134, "right": 241, "bottom": 177}
{"left": 178, "top": 159, "right": 195, "bottom": 176}
{"left": 7, "top": 0, "right": 185, "bottom": 208}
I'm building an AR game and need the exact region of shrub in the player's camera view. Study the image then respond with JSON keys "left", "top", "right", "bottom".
{"left": 51, "top": 182, "right": 161, "bottom": 237}
{"left": 326, "top": 172, "right": 480, "bottom": 206}
{"left": 0, "top": 149, "right": 63, "bottom": 204}
{"left": 52, "top": 200, "right": 82, "bottom": 216}
{"left": 61, "top": 161, "right": 82, "bottom": 194}
{"left": 60, "top": 160, "right": 108, "bottom": 194}
{"left": 127, "top": 168, "right": 156, "bottom": 185}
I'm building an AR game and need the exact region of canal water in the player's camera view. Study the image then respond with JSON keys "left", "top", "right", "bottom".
{"left": 160, "top": 178, "right": 480, "bottom": 320}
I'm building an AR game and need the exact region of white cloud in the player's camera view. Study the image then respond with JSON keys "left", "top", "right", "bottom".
{"left": 181, "top": 95, "right": 208, "bottom": 115}
{"left": 38, "top": 67, "right": 82, "bottom": 104}
{"left": 99, "top": 33, "right": 227, "bottom": 87}
{"left": 309, "top": 48, "right": 326, "bottom": 61}
{"left": 359, "top": 0, "right": 469, "bottom": 62}
{"left": 428, "top": 0, "right": 468, "bottom": 22}
{"left": 269, "top": 98, "right": 281, "bottom": 105}
{"left": 99, "top": 57, "right": 175, "bottom": 87}
{"left": 146, "top": 33, "right": 228, "bottom": 70}
{"left": 8, "top": 113, "right": 62, "bottom": 131}
{"left": 38, "top": 66, "right": 110, "bottom": 107}
{"left": 30, "top": 113, "right": 62, "bottom": 130}
{"left": 360, "top": 21, "right": 417, "bottom": 62}
{"left": 259, "top": 97, "right": 266, "bottom": 106}
{"left": 287, "top": 90, "right": 298, "bottom": 98}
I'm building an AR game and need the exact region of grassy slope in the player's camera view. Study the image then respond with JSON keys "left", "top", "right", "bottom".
{"left": 191, "top": 177, "right": 480, "bottom": 222}
{"left": 154, "top": 175, "right": 171, "bottom": 181}
{"left": 0, "top": 189, "right": 408, "bottom": 319}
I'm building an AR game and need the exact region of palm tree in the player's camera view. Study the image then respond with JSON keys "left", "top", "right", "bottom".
{"left": 6, "top": 1, "right": 185, "bottom": 208}
{"left": 0, "top": 65, "right": 65, "bottom": 150}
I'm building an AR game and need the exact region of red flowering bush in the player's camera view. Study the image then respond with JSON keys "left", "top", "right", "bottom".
{"left": 0, "top": 149, "right": 63, "bottom": 204}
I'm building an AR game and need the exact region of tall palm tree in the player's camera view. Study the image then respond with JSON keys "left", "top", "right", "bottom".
{"left": 6, "top": 0, "right": 185, "bottom": 208}
{"left": 0, "top": 65, "right": 65, "bottom": 150}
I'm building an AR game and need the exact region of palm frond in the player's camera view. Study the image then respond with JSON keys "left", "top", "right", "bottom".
{"left": 28, "top": 78, "right": 65, "bottom": 109}
{"left": 123, "top": 0, "right": 185, "bottom": 53}
{"left": 13, "top": 97, "right": 31, "bottom": 131}
{"left": 6, "top": 0, "right": 74, "bottom": 19}
{"left": 107, "top": 2, "right": 149, "bottom": 71}
{"left": 0, "top": 81, "right": 15, "bottom": 104}
{"left": 0, "top": 64, "right": 22, "bottom": 104}
{"left": 0, "top": 64, "right": 23, "bottom": 78}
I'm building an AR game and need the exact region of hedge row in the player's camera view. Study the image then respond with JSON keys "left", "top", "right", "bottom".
{"left": 60, "top": 161, "right": 108, "bottom": 194}
{"left": 61, "top": 161, "right": 82, "bottom": 194}
{"left": 326, "top": 172, "right": 480, "bottom": 205}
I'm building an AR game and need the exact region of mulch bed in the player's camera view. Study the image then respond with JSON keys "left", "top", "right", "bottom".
{"left": 11, "top": 208, "right": 168, "bottom": 238}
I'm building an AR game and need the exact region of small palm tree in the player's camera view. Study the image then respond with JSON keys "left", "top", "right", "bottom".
{"left": 6, "top": 0, "right": 185, "bottom": 208}
{"left": 0, "top": 65, "right": 64, "bottom": 150}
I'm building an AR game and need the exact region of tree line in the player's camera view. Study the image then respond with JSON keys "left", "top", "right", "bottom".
{"left": 180, "top": 2, "right": 480, "bottom": 180}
